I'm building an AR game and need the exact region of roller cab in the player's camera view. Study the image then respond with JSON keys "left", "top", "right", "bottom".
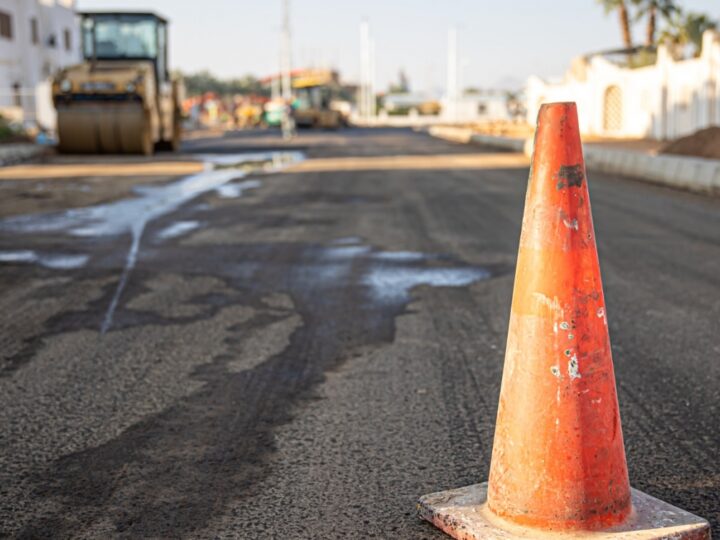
{"left": 53, "top": 12, "right": 182, "bottom": 155}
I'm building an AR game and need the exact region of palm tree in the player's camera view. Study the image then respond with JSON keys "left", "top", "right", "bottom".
{"left": 631, "top": 0, "right": 679, "bottom": 46}
{"left": 660, "top": 11, "right": 718, "bottom": 58}
{"left": 597, "top": 0, "right": 634, "bottom": 49}
{"left": 683, "top": 12, "right": 718, "bottom": 55}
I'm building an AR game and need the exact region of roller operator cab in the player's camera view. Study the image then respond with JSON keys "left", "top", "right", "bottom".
{"left": 53, "top": 12, "right": 183, "bottom": 155}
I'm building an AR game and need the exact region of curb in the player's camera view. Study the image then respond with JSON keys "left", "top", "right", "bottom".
{"left": 428, "top": 127, "right": 720, "bottom": 194}
{"left": 583, "top": 146, "right": 720, "bottom": 194}
{"left": 0, "top": 144, "right": 50, "bottom": 167}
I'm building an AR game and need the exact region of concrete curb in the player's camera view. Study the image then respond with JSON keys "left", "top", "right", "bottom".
{"left": 428, "top": 127, "right": 720, "bottom": 194}
{"left": 0, "top": 144, "right": 50, "bottom": 167}
{"left": 428, "top": 126, "right": 532, "bottom": 155}
{"left": 427, "top": 126, "right": 473, "bottom": 144}
{"left": 583, "top": 146, "right": 720, "bottom": 194}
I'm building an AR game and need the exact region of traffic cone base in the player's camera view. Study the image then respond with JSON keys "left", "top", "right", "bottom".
{"left": 418, "top": 482, "right": 711, "bottom": 540}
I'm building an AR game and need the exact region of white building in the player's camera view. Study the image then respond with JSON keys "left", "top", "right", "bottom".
{"left": 441, "top": 91, "right": 513, "bottom": 123}
{"left": 0, "top": 0, "right": 79, "bottom": 131}
{"left": 526, "top": 30, "right": 720, "bottom": 140}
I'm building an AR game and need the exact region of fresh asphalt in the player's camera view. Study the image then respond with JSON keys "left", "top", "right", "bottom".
{"left": 0, "top": 128, "right": 718, "bottom": 538}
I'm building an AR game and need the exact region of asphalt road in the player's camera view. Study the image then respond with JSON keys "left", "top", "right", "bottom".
{"left": 0, "top": 128, "right": 718, "bottom": 539}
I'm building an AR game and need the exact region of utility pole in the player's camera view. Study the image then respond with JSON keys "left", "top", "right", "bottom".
{"left": 369, "top": 35, "right": 376, "bottom": 119}
{"left": 280, "top": 0, "right": 294, "bottom": 139}
{"left": 272, "top": 52, "right": 281, "bottom": 100}
{"left": 360, "top": 20, "right": 370, "bottom": 121}
{"left": 446, "top": 27, "right": 458, "bottom": 123}
{"left": 281, "top": 0, "right": 292, "bottom": 101}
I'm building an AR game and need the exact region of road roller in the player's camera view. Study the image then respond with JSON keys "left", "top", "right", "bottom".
{"left": 52, "top": 12, "right": 183, "bottom": 155}
{"left": 292, "top": 70, "right": 343, "bottom": 129}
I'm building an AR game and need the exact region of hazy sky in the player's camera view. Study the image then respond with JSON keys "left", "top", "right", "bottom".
{"left": 77, "top": 0, "right": 719, "bottom": 93}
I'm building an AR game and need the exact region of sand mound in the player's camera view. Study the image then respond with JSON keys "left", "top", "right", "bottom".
{"left": 660, "top": 127, "right": 720, "bottom": 160}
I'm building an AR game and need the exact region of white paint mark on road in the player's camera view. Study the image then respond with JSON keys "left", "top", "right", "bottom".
{"left": 0, "top": 250, "right": 88, "bottom": 269}
{"left": 101, "top": 231, "right": 140, "bottom": 333}
{"left": 215, "top": 179, "right": 262, "bottom": 199}
{"left": 363, "top": 267, "right": 490, "bottom": 304}
{"left": 372, "top": 251, "right": 429, "bottom": 262}
{"left": 0, "top": 250, "right": 36, "bottom": 263}
{"left": 323, "top": 245, "right": 372, "bottom": 259}
{"left": 157, "top": 221, "right": 201, "bottom": 240}
{"left": 40, "top": 254, "right": 90, "bottom": 269}
{"left": 330, "top": 236, "right": 363, "bottom": 245}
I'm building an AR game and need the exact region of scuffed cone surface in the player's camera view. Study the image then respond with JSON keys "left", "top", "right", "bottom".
{"left": 487, "top": 102, "right": 630, "bottom": 529}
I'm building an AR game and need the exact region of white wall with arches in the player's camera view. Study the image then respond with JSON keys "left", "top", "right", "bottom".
{"left": 526, "top": 30, "right": 720, "bottom": 140}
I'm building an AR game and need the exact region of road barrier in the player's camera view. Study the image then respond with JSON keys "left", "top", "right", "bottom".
{"left": 418, "top": 102, "right": 711, "bottom": 539}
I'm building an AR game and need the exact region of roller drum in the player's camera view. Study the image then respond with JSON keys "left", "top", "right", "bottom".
{"left": 56, "top": 103, "right": 152, "bottom": 155}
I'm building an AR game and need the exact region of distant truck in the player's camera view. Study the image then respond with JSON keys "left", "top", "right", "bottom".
{"left": 52, "top": 11, "right": 182, "bottom": 155}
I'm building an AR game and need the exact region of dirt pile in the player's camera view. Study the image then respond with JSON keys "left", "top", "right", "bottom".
{"left": 660, "top": 126, "right": 720, "bottom": 159}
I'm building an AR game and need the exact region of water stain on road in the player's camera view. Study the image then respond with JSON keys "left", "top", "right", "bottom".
{"left": 0, "top": 250, "right": 89, "bottom": 269}
{"left": 2, "top": 150, "right": 508, "bottom": 536}
{"left": 215, "top": 179, "right": 262, "bottom": 199}
{"left": 15, "top": 233, "right": 503, "bottom": 537}
{"left": 0, "top": 151, "right": 303, "bottom": 333}
{"left": 156, "top": 220, "right": 201, "bottom": 240}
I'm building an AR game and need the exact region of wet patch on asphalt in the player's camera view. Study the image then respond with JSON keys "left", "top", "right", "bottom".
{"left": 1, "top": 152, "right": 510, "bottom": 537}
{"left": 0, "top": 151, "right": 303, "bottom": 333}
{"left": 0, "top": 250, "right": 89, "bottom": 270}
{"left": 155, "top": 220, "right": 201, "bottom": 240}
{"left": 215, "top": 179, "right": 262, "bottom": 199}
{"left": 12, "top": 235, "right": 506, "bottom": 537}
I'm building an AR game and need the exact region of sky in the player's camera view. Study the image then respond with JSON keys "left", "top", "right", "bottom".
{"left": 77, "top": 0, "right": 720, "bottom": 94}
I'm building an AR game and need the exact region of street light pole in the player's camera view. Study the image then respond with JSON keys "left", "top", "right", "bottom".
{"left": 360, "top": 20, "right": 370, "bottom": 121}
{"left": 447, "top": 27, "right": 458, "bottom": 123}
{"left": 369, "top": 36, "right": 376, "bottom": 119}
{"left": 280, "top": 0, "right": 294, "bottom": 139}
{"left": 281, "top": 0, "right": 292, "bottom": 102}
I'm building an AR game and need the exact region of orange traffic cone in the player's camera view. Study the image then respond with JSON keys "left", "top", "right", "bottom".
{"left": 418, "top": 102, "right": 711, "bottom": 539}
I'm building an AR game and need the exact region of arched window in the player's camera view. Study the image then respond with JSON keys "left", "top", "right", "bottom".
{"left": 603, "top": 86, "right": 623, "bottom": 133}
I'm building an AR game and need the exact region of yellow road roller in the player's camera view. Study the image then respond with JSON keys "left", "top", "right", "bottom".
{"left": 53, "top": 12, "right": 182, "bottom": 155}
{"left": 292, "top": 70, "right": 343, "bottom": 129}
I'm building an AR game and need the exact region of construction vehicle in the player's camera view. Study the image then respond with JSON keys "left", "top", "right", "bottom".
{"left": 52, "top": 12, "right": 182, "bottom": 155}
{"left": 292, "top": 70, "right": 343, "bottom": 129}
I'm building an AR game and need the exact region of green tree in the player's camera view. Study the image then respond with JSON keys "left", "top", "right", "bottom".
{"left": 631, "top": 0, "right": 678, "bottom": 46}
{"left": 181, "top": 71, "right": 268, "bottom": 97}
{"left": 660, "top": 11, "right": 718, "bottom": 57}
{"left": 597, "top": 0, "right": 634, "bottom": 49}
{"left": 682, "top": 12, "right": 717, "bottom": 55}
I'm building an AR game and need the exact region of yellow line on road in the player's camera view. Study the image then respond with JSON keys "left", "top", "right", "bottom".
{"left": 286, "top": 153, "right": 529, "bottom": 173}
{"left": 0, "top": 161, "right": 205, "bottom": 180}
{"left": 0, "top": 153, "right": 528, "bottom": 181}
